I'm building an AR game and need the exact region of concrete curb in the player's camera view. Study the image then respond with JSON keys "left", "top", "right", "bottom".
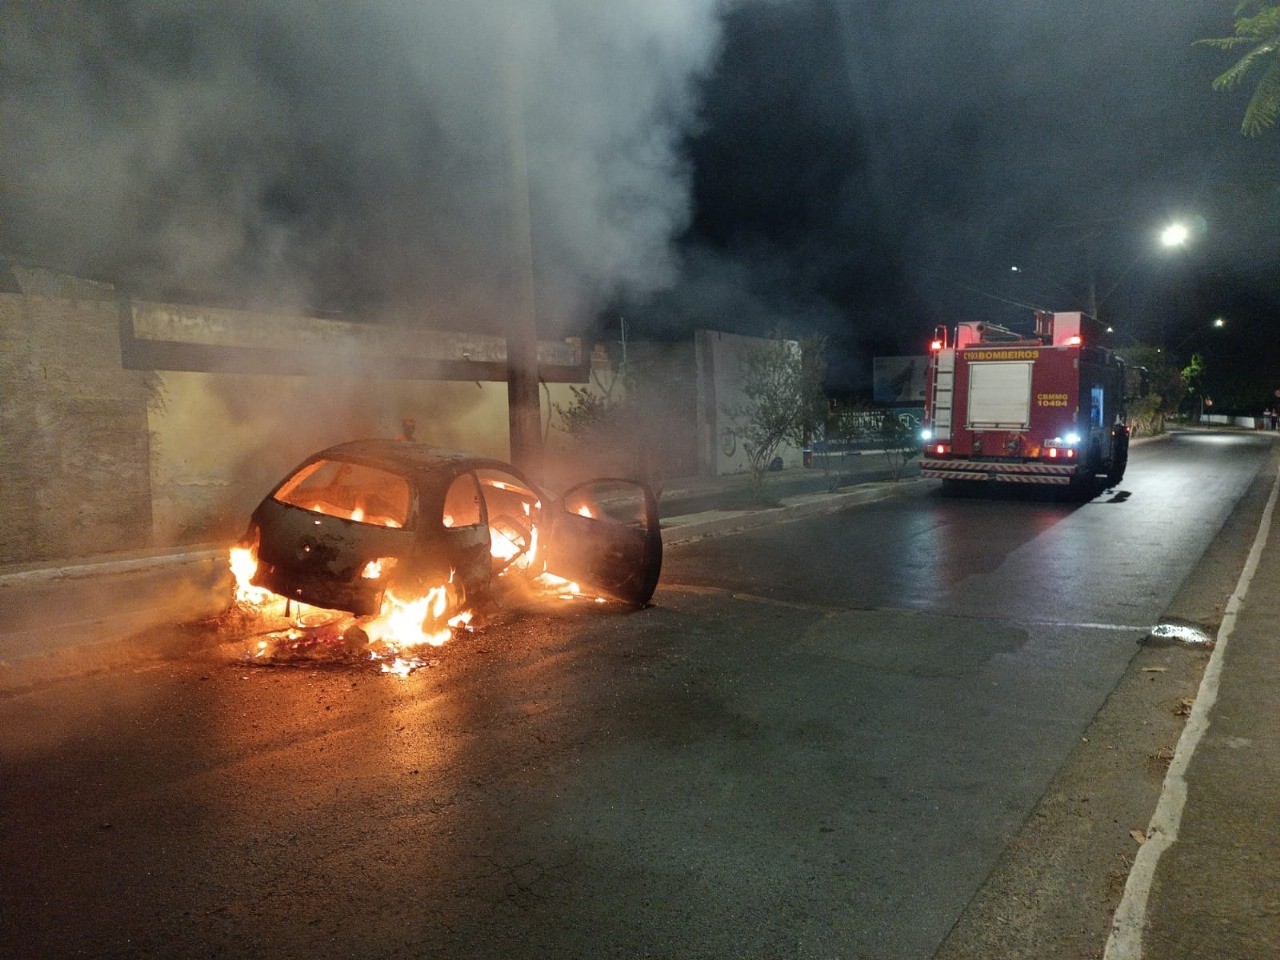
{"left": 0, "top": 546, "right": 228, "bottom": 589}
{"left": 661, "top": 478, "right": 927, "bottom": 545}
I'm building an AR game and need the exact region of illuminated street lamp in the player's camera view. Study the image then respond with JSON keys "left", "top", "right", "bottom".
{"left": 1083, "top": 218, "right": 1196, "bottom": 320}
{"left": 1173, "top": 316, "right": 1226, "bottom": 353}
{"left": 1159, "top": 221, "right": 1190, "bottom": 248}
{"left": 1171, "top": 317, "right": 1227, "bottom": 421}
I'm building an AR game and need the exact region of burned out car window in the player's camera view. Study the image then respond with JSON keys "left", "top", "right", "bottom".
{"left": 442, "top": 473, "right": 483, "bottom": 528}
{"left": 273, "top": 458, "right": 412, "bottom": 528}
{"left": 563, "top": 480, "right": 650, "bottom": 526}
{"left": 476, "top": 468, "right": 541, "bottom": 573}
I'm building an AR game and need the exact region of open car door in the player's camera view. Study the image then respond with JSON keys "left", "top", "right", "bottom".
{"left": 543, "top": 479, "right": 662, "bottom": 606}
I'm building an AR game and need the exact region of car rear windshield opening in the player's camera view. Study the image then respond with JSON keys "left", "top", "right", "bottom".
{"left": 274, "top": 459, "right": 411, "bottom": 528}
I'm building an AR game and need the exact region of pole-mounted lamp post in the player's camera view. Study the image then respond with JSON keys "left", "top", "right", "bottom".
{"left": 1159, "top": 222, "right": 1191, "bottom": 249}
{"left": 1170, "top": 317, "right": 1226, "bottom": 422}
{"left": 1082, "top": 220, "right": 1196, "bottom": 352}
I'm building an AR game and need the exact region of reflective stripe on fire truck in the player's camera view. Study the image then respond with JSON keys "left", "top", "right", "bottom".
{"left": 920, "top": 458, "right": 1077, "bottom": 478}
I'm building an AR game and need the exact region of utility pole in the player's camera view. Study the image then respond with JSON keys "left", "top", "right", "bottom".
{"left": 1086, "top": 245, "right": 1099, "bottom": 320}
{"left": 501, "top": 14, "right": 542, "bottom": 476}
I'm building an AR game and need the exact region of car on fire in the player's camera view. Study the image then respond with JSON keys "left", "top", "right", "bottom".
{"left": 238, "top": 440, "right": 663, "bottom": 627}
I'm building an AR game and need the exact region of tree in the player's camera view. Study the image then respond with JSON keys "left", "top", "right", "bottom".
{"left": 820, "top": 399, "right": 873, "bottom": 492}
{"left": 726, "top": 332, "right": 827, "bottom": 500}
{"left": 1117, "top": 345, "right": 1186, "bottom": 435}
{"left": 553, "top": 366, "right": 665, "bottom": 498}
{"left": 819, "top": 400, "right": 917, "bottom": 490}
{"left": 1198, "top": 2, "right": 1280, "bottom": 135}
{"left": 1181, "top": 352, "right": 1206, "bottom": 418}
{"left": 877, "top": 410, "right": 920, "bottom": 480}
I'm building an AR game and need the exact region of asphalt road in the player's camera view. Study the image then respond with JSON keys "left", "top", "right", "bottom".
{"left": 0, "top": 430, "right": 1272, "bottom": 959}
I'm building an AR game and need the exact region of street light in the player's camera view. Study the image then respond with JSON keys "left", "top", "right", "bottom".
{"left": 1169, "top": 318, "right": 1227, "bottom": 422}
{"left": 1173, "top": 317, "right": 1226, "bottom": 352}
{"left": 1159, "top": 221, "right": 1191, "bottom": 248}
{"left": 1075, "top": 218, "right": 1197, "bottom": 321}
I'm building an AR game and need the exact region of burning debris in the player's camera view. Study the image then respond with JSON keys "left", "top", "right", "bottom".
{"left": 229, "top": 542, "right": 585, "bottom": 675}
{"left": 226, "top": 441, "right": 662, "bottom": 675}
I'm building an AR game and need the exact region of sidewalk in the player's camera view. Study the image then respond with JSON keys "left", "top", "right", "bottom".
{"left": 1105, "top": 465, "right": 1280, "bottom": 959}
{"left": 658, "top": 453, "right": 919, "bottom": 543}
{"left": 0, "top": 545, "right": 232, "bottom": 691}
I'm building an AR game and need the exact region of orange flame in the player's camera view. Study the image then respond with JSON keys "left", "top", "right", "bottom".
{"left": 362, "top": 558, "right": 389, "bottom": 579}
{"left": 229, "top": 546, "right": 276, "bottom": 606}
{"left": 231, "top": 508, "right": 606, "bottom": 677}
{"left": 535, "top": 572, "right": 582, "bottom": 599}
{"left": 490, "top": 529, "right": 522, "bottom": 562}
{"left": 366, "top": 585, "right": 453, "bottom": 649}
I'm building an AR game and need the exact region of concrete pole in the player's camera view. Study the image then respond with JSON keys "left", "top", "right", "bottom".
{"left": 501, "top": 14, "right": 543, "bottom": 476}
{"left": 1086, "top": 244, "right": 1099, "bottom": 321}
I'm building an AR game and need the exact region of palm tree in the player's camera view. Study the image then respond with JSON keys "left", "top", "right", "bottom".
{"left": 1198, "top": 2, "right": 1280, "bottom": 135}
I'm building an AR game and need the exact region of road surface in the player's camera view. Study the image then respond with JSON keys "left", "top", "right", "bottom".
{"left": 1, "top": 430, "right": 1272, "bottom": 959}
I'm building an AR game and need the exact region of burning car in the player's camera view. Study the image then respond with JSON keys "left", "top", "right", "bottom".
{"left": 231, "top": 440, "right": 662, "bottom": 666}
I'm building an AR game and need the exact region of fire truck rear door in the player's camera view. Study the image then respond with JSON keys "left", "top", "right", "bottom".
{"left": 967, "top": 361, "right": 1033, "bottom": 429}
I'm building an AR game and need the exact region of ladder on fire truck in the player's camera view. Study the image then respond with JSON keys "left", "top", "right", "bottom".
{"left": 928, "top": 320, "right": 1028, "bottom": 438}
{"left": 929, "top": 326, "right": 954, "bottom": 438}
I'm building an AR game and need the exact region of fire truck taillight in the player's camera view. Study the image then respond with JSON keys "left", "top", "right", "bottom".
{"left": 930, "top": 339, "right": 944, "bottom": 352}
{"left": 1065, "top": 335, "right": 1083, "bottom": 346}
{"left": 1044, "top": 434, "right": 1081, "bottom": 459}
{"left": 931, "top": 443, "right": 949, "bottom": 456}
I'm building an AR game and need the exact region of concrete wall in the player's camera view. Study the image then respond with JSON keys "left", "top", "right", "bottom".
{"left": 625, "top": 341, "right": 699, "bottom": 479}
{"left": 0, "top": 271, "right": 586, "bottom": 563}
{"left": 0, "top": 271, "right": 771, "bottom": 563}
{"left": 1201, "top": 414, "right": 1264, "bottom": 429}
{"left": 0, "top": 290, "right": 155, "bottom": 563}
{"left": 695, "top": 330, "right": 803, "bottom": 477}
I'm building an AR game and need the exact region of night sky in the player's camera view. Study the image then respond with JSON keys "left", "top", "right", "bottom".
{"left": 3, "top": 1, "right": 1277, "bottom": 401}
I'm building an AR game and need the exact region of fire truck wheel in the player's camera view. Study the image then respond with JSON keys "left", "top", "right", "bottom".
{"left": 1105, "top": 438, "right": 1129, "bottom": 488}
{"left": 1068, "top": 474, "right": 1101, "bottom": 501}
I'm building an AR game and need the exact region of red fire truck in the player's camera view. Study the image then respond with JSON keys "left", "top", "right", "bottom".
{"left": 920, "top": 311, "right": 1131, "bottom": 496}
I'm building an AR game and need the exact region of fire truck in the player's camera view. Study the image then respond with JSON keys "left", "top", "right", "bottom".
{"left": 920, "top": 311, "right": 1131, "bottom": 496}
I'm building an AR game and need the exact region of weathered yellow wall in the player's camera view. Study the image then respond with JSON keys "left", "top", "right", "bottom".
{"left": 0, "top": 293, "right": 154, "bottom": 563}
{"left": 148, "top": 371, "right": 580, "bottom": 545}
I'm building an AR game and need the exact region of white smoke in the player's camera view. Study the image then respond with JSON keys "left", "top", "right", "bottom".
{"left": 0, "top": 1, "right": 724, "bottom": 330}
